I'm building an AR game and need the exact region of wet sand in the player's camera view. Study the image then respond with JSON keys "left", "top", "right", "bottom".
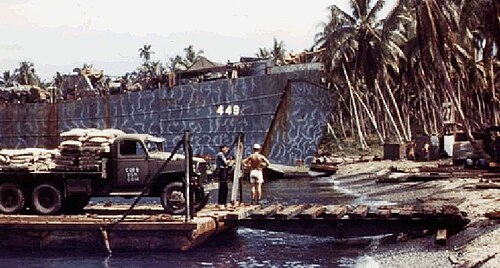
{"left": 335, "top": 159, "right": 499, "bottom": 268}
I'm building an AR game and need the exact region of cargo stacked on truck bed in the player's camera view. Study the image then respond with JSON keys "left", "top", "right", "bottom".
{"left": 0, "top": 129, "right": 209, "bottom": 215}
{"left": 0, "top": 148, "right": 58, "bottom": 171}
{"left": 55, "top": 128, "right": 125, "bottom": 172}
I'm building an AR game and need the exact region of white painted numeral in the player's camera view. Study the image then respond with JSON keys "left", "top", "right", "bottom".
{"left": 216, "top": 105, "right": 240, "bottom": 116}
{"left": 233, "top": 105, "right": 240, "bottom": 115}
{"left": 216, "top": 105, "right": 224, "bottom": 115}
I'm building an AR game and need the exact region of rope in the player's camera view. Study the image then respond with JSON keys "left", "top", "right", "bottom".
{"left": 225, "top": 133, "right": 242, "bottom": 157}
{"left": 108, "top": 139, "right": 184, "bottom": 227}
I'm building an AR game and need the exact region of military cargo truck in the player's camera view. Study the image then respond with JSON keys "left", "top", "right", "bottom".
{"left": 0, "top": 133, "right": 209, "bottom": 215}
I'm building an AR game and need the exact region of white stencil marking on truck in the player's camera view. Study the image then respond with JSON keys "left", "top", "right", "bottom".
{"left": 125, "top": 167, "right": 140, "bottom": 182}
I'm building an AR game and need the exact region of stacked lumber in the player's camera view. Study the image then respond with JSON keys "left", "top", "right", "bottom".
{"left": 0, "top": 148, "right": 59, "bottom": 171}
{"left": 55, "top": 128, "right": 125, "bottom": 171}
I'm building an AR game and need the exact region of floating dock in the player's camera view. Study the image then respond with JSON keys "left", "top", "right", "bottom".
{"left": 0, "top": 203, "right": 469, "bottom": 252}
{"left": 0, "top": 204, "right": 244, "bottom": 252}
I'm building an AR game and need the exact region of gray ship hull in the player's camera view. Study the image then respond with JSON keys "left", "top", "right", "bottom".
{"left": 0, "top": 70, "right": 333, "bottom": 166}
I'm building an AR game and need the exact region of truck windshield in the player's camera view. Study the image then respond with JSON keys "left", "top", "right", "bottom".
{"left": 145, "top": 141, "right": 163, "bottom": 153}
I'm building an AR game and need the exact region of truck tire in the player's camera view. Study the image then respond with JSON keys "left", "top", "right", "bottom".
{"left": 161, "top": 182, "right": 186, "bottom": 214}
{"left": 0, "top": 183, "right": 25, "bottom": 214}
{"left": 32, "top": 183, "right": 63, "bottom": 215}
{"left": 160, "top": 182, "right": 209, "bottom": 214}
{"left": 64, "top": 194, "right": 90, "bottom": 213}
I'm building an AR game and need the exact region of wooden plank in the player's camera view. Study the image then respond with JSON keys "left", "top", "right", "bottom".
{"left": 399, "top": 206, "right": 415, "bottom": 219}
{"left": 413, "top": 205, "right": 436, "bottom": 219}
{"left": 485, "top": 210, "right": 500, "bottom": 220}
{"left": 298, "top": 205, "right": 325, "bottom": 219}
{"left": 349, "top": 205, "right": 369, "bottom": 219}
{"left": 435, "top": 229, "right": 447, "bottom": 245}
{"left": 376, "top": 208, "right": 391, "bottom": 219}
{"left": 476, "top": 183, "right": 500, "bottom": 189}
{"left": 225, "top": 205, "right": 259, "bottom": 220}
{"left": 250, "top": 205, "right": 281, "bottom": 219}
{"left": 441, "top": 205, "right": 460, "bottom": 216}
{"left": 323, "top": 205, "right": 347, "bottom": 219}
{"left": 422, "top": 206, "right": 437, "bottom": 215}
{"left": 275, "top": 205, "right": 306, "bottom": 220}
{"left": 390, "top": 208, "right": 401, "bottom": 217}
{"left": 0, "top": 221, "right": 199, "bottom": 231}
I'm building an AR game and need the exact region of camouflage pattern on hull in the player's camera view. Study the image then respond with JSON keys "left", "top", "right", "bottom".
{"left": 0, "top": 70, "right": 332, "bottom": 166}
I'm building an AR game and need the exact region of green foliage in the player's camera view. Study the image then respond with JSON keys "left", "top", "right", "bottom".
{"left": 316, "top": 0, "right": 499, "bottom": 148}
{"left": 255, "top": 38, "right": 287, "bottom": 65}
{"left": 168, "top": 45, "right": 204, "bottom": 72}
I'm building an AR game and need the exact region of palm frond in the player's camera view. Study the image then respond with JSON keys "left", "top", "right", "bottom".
{"left": 366, "top": 0, "right": 386, "bottom": 24}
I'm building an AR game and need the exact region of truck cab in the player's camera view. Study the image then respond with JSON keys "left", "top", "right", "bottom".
{"left": 105, "top": 134, "right": 209, "bottom": 214}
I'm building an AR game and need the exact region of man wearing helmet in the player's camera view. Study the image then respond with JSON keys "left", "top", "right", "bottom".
{"left": 243, "top": 144, "right": 270, "bottom": 205}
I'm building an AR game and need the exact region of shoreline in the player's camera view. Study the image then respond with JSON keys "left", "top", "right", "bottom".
{"left": 334, "top": 159, "right": 499, "bottom": 267}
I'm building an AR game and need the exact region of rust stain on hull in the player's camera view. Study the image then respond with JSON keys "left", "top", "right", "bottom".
{"left": 48, "top": 103, "right": 59, "bottom": 148}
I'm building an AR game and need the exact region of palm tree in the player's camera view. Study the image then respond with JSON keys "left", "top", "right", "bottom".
{"left": 271, "top": 38, "right": 286, "bottom": 65}
{"left": 457, "top": 0, "right": 499, "bottom": 126}
{"left": 316, "top": 0, "right": 498, "bottom": 149}
{"left": 182, "top": 45, "right": 204, "bottom": 69}
{"left": 3, "top": 71, "right": 11, "bottom": 86}
{"left": 15, "top": 61, "right": 40, "bottom": 86}
{"left": 169, "top": 45, "right": 204, "bottom": 71}
{"left": 316, "top": 0, "right": 410, "bottom": 146}
{"left": 168, "top": 55, "right": 184, "bottom": 72}
{"left": 255, "top": 47, "right": 271, "bottom": 59}
{"left": 412, "top": 0, "right": 499, "bottom": 141}
{"left": 316, "top": 0, "right": 403, "bottom": 85}
{"left": 139, "top": 44, "right": 154, "bottom": 64}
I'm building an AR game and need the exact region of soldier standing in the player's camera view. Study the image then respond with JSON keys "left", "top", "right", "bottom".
{"left": 215, "top": 145, "right": 230, "bottom": 209}
{"left": 243, "top": 144, "right": 270, "bottom": 205}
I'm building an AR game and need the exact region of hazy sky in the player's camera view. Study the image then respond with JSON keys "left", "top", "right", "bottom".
{"left": 0, "top": 0, "right": 396, "bottom": 80}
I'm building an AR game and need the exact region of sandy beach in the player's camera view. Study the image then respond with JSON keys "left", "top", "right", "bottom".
{"left": 334, "top": 159, "right": 499, "bottom": 268}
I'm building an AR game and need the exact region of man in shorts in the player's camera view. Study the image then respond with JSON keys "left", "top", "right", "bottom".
{"left": 243, "top": 144, "right": 270, "bottom": 205}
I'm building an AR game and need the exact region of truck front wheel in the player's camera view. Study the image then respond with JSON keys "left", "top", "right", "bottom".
{"left": 32, "top": 183, "right": 63, "bottom": 215}
{"left": 161, "top": 182, "right": 186, "bottom": 214}
{"left": 160, "top": 182, "right": 209, "bottom": 214}
{"left": 0, "top": 183, "right": 26, "bottom": 214}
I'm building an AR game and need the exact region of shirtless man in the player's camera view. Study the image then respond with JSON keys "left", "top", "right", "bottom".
{"left": 243, "top": 144, "right": 270, "bottom": 205}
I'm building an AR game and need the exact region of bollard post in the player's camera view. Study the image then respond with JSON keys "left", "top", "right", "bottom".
{"left": 231, "top": 132, "right": 244, "bottom": 205}
{"left": 183, "top": 130, "right": 192, "bottom": 222}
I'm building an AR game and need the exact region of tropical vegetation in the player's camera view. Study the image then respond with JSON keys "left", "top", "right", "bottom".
{"left": 315, "top": 0, "right": 499, "bottom": 149}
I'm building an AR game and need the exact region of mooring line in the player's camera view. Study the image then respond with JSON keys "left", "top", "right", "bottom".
{"left": 100, "top": 226, "right": 112, "bottom": 255}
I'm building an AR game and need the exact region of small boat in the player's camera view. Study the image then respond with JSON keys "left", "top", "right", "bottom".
{"left": 309, "top": 162, "right": 338, "bottom": 175}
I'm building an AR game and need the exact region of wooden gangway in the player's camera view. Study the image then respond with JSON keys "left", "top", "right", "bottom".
{"left": 222, "top": 203, "right": 469, "bottom": 238}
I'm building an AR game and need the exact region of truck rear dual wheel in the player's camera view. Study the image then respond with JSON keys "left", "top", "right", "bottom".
{"left": 32, "top": 183, "right": 63, "bottom": 215}
{"left": 0, "top": 183, "right": 26, "bottom": 214}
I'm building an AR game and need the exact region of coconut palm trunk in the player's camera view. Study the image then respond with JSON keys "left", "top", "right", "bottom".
{"left": 343, "top": 64, "right": 367, "bottom": 149}
{"left": 375, "top": 80, "right": 403, "bottom": 143}
{"left": 352, "top": 88, "right": 384, "bottom": 143}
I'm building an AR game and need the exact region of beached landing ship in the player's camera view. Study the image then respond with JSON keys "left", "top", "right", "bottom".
{"left": 0, "top": 60, "right": 334, "bottom": 168}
